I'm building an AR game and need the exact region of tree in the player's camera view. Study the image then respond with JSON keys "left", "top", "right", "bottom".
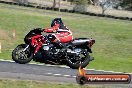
{"left": 98, "top": 0, "right": 119, "bottom": 14}
{"left": 73, "top": 0, "right": 89, "bottom": 12}
{"left": 58, "top": 0, "right": 61, "bottom": 11}
{"left": 52, "top": 0, "right": 56, "bottom": 10}
{"left": 99, "top": 0, "right": 111, "bottom": 14}
{"left": 119, "top": 0, "right": 132, "bottom": 11}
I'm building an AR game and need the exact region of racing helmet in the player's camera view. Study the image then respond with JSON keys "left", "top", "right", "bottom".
{"left": 51, "top": 18, "right": 63, "bottom": 27}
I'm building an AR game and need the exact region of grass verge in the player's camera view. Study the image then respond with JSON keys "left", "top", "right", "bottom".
{"left": 0, "top": 79, "right": 96, "bottom": 88}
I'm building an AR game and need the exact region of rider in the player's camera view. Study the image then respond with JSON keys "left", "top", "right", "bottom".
{"left": 43, "top": 18, "right": 73, "bottom": 48}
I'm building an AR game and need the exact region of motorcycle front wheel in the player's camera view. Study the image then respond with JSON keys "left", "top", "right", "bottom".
{"left": 12, "top": 44, "right": 33, "bottom": 64}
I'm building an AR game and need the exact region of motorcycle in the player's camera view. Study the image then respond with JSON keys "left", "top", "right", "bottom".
{"left": 12, "top": 28, "right": 95, "bottom": 69}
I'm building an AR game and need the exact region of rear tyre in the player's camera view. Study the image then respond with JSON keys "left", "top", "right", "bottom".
{"left": 12, "top": 44, "right": 33, "bottom": 64}
{"left": 66, "top": 49, "right": 90, "bottom": 69}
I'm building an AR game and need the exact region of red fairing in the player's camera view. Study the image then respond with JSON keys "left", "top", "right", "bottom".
{"left": 31, "top": 35, "right": 44, "bottom": 55}
{"left": 31, "top": 35, "right": 42, "bottom": 46}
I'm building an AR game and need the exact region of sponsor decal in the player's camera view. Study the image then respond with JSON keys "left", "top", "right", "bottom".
{"left": 76, "top": 67, "right": 131, "bottom": 85}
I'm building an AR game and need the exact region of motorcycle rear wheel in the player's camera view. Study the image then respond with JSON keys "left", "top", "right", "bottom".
{"left": 66, "top": 49, "right": 90, "bottom": 69}
{"left": 12, "top": 44, "right": 33, "bottom": 64}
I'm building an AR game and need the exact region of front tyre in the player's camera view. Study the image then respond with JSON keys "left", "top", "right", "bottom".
{"left": 12, "top": 44, "right": 33, "bottom": 64}
{"left": 66, "top": 49, "right": 90, "bottom": 69}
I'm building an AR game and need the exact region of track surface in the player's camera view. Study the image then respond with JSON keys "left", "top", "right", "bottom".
{"left": 0, "top": 61, "right": 131, "bottom": 87}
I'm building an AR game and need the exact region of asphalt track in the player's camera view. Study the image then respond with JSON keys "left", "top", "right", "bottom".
{"left": 0, "top": 60, "right": 131, "bottom": 87}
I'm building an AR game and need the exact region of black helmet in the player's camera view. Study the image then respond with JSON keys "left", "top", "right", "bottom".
{"left": 51, "top": 18, "right": 63, "bottom": 27}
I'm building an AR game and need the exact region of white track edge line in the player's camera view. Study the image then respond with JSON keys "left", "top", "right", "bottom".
{"left": 63, "top": 75, "right": 71, "bottom": 77}
{"left": 53, "top": 74, "right": 62, "bottom": 76}
{"left": 0, "top": 59, "right": 132, "bottom": 74}
{"left": 46, "top": 72, "right": 75, "bottom": 77}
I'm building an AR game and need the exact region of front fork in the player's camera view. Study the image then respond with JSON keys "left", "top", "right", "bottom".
{"left": 22, "top": 45, "right": 29, "bottom": 52}
{"left": 33, "top": 42, "right": 43, "bottom": 55}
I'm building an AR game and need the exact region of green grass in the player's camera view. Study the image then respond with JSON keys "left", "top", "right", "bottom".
{"left": 0, "top": 3, "right": 132, "bottom": 72}
{"left": 0, "top": 79, "right": 97, "bottom": 88}
{"left": 0, "top": 79, "right": 129, "bottom": 88}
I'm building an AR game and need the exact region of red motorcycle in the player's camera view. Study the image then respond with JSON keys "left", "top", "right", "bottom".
{"left": 12, "top": 28, "right": 95, "bottom": 69}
